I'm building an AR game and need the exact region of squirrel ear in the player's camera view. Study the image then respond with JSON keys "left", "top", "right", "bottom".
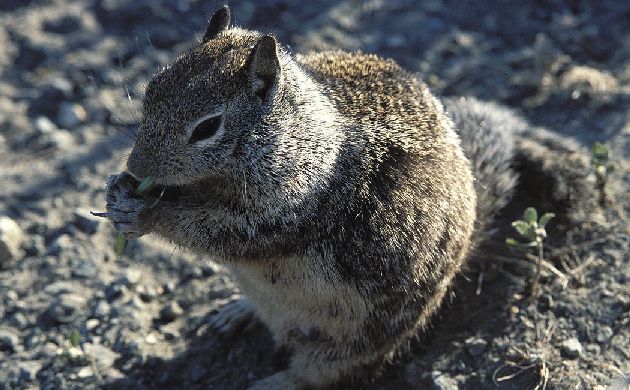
{"left": 203, "top": 5, "right": 230, "bottom": 42}
{"left": 247, "top": 35, "right": 281, "bottom": 100}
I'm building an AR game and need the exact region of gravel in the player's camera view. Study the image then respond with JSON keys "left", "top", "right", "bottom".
{"left": 160, "top": 301, "right": 184, "bottom": 323}
{"left": 0, "top": 328, "right": 20, "bottom": 352}
{"left": 0, "top": 216, "right": 24, "bottom": 269}
{"left": 561, "top": 338, "right": 584, "bottom": 359}
{"left": 0, "top": 0, "right": 628, "bottom": 389}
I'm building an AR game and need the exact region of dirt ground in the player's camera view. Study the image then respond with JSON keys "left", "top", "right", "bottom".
{"left": 0, "top": 0, "right": 628, "bottom": 389}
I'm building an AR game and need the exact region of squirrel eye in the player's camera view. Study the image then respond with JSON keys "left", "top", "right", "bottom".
{"left": 188, "top": 114, "right": 222, "bottom": 144}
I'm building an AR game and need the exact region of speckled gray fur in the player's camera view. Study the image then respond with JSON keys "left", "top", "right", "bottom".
{"left": 101, "top": 6, "right": 597, "bottom": 389}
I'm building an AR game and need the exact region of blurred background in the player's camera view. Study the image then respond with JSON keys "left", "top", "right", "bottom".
{"left": 0, "top": 1, "right": 628, "bottom": 389}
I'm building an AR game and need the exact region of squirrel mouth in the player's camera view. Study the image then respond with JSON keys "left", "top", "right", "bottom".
{"left": 127, "top": 175, "right": 189, "bottom": 203}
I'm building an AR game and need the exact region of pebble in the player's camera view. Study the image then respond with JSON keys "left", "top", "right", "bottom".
{"left": 34, "top": 116, "right": 58, "bottom": 134}
{"left": 137, "top": 285, "right": 158, "bottom": 302}
{"left": 92, "top": 300, "right": 111, "bottom": 318}
{"left": 160, "top": 301, "right": 184, "bottom": 323}
{"left": 144, "top": 333, "right": 158, "bottom": 344}
{"left": 48, "top": 293, "right": 87, "bottom": 324}
{"left": 121, "top": 268, "right": 142, "bottom": 286}
{"left": 106, "top": 282, "right": 128, "bottom": 302}
{"left": 85, "top": 318, "right": 100, "bottom": 331}
{"left": 163, "top": 281, "right": 176, "bottom": 294}
{"left": 11, "top": 312, "right": 29, "bottom": 329}
{"left": 561, "top": 338, "right": 583, "bottom": 359}
{"left": 47, "top": 234, "right": 73, "bottom": 256}
{"left": 595, "top": 325, "right": 613, "bottom": 343}
{"left": 73, "top": 209, "right": 101, "bottom": 234}
{"left": 18, "top": 360, "right": 41, "bottom": 382}
{"left": 42, "top": 15, "right": 81, "bottom": 34}
{"left": 44, "top": 281, "right": 80, "bottom": 296}
{"left": 464, "top": 336, "right": 488, "bottom": 356}
{"left": 0, "top": 329, "right": 20, "bottom": 352}
{"left": 431, "top": 370, "right": 459, "bottom": 390}
{"left": 46, "top": 129, "right": 75, "bottom": 150}
{"left": 160, "top": 325, "right": 180, "bottom": 341}
{"left": 23, "top": 235, "right": 46, "bottom": 257}
{"left": 0, "top": 216, "right": 25, "bottom": 269}
{"left": 57, "top": 102, "right": 87, "bottom": 128}
{"left": 27, "top": 78, "right": 73, "bottom": 118}
{"left": 76, "top": 366, "right": 93, "bottom": 378}
{"left": 71, "top": 260, "right": 98, "bottom": 279}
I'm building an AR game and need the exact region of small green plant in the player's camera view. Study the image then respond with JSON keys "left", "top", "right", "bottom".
{"left": 591, "top": 142, "right": 612, "bottom": 206}
{"left": 69, "top": 329, "right": 81, "bottom": 348}
{"left": 506, "top": 207, "right": 554, "bottom": 296}
{"left": 115, "top": 176, "right": 156, "bottom": 256}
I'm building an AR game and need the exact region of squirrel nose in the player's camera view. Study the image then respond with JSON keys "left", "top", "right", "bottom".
{"left": 126, "top": 147, "right": 149, "bottom": 178}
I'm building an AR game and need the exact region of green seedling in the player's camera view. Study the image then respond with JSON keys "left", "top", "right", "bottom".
{"left": 591, "top": 142, "right": 613, "bottom": 206}
{"left": 115, "top": 176, "right": 156, "bottom": 256}
{"left": 69, "top": 329, "right": 81, "bottom": 348}
{"left": 506, "top": 207, "right": 554, "bottom": 296}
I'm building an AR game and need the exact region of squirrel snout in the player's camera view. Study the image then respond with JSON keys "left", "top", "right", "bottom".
{"left": 126, "top": 148, "right": 151, "bottom": 179}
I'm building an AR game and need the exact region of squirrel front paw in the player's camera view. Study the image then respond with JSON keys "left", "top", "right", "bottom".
{"left": 97, "top": 173, "right": 154, "bottom": 239}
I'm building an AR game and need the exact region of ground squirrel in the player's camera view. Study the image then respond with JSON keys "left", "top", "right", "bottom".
{"left": 100, "top": 6, "right": 595, "bottom": 389}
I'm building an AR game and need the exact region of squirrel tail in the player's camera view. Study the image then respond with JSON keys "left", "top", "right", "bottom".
{"left": 443, "top": 96, "right": 597, "bottom": 243}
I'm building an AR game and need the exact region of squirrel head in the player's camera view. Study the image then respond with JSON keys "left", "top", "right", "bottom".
{"left": 127, "top": 6, "right": 343, "bottom": 216}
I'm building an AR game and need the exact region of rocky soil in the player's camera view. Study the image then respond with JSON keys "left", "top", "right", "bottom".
{"left": 0, "top": 0, "right": 629, "bottom": 389}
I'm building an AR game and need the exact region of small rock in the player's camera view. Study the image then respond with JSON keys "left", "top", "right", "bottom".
{"left": 44, "top": 281, "right": 80, "bottom": 296}
{"left": 0, "top": 329, "right": 20, "bottom": 352}
{"left": 137, "top": 285, "right": 158, "bottom": 302}
{"left": 11, "top": 312, "right": 29, "bottom": 329}
{"left": 85, "top": 319, "right": 100, "bottom": 331}
{"left": 57, "top": 102, "right": 87, "bottom": 128}
{"left": 73, "top": 209, "right": 101, "bottom": 234}
{"left": 0, "top": 216, "right": 24, "bottom": 269}
{"left": 431, "top": 370, "right": 459, "bottom": 390}
{"left": 561, "top": 338, "right": 583, "bottom": 359}
{"left": 464, "top": 336, "right": 488, "bottom": 356}
{"left": 144, "top": 333, "right": 158, "bottom": 345}
{"left": 106, "top": 282, "right": 128, "bottom": 301}
{"left": 18, "top": 360, "right": 40, "bottom": 382}
{"left": 6, "top": 290, "right": 18, "bottom": 301}
{"left": 48, "top": 293, "right": 87, "bottom": 324}
{"left": 47, "top": 129, "right": 75, "bottom": 150}
{"left": 34, "top": 116, "right": 58, "bottom": 134}
{"left": 43, "top": 15, "right": 81, "bottom": 34}
{"left": 76, "top": 366, "right": 93, "bottom": 378}
{"left": 127, "top": 295, "right": 145, "bottom": 310}
{"left": 162, "top": 281, "right": 176, "bottom": 294}
{"left": 66, "top": 346, "right": 84, "bottom": 359}
{"left": 201, "top": 264, "right": 215, "bottom": 277}
{"left": 71, "top": 260, "right": 98, "bottom": 279}
{"left": 47, "top": 234, "right": 73, "bottom": 256}
{"left": 27, "top": 78, "right": 73, "bottom": 117}
{"left": 595, "top": 326, "right": 613, "bottom": 343}
{"left": 160, "top": 301, "right": 184, "bottom": 322}
{"left": 93, "top": 300, "right": 110, "bottom": 318}
{"left": 23, "top": 235, "right": 46, "bottom": 257}
{"left": 586, "top": 343, "right": 600, "bottom": 355}
{"left": 121, "top": 268, "right": 141, "bottom": 286}
{"left": 160, "top": 325, "right": 180, "bottom": 341}
{"left": 184, "top": 265, "right": 203, "bottom": 280}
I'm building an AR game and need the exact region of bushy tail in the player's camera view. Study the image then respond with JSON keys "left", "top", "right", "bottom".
{"left": 443, "top": 96, "right": 598, "bottom": 241}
